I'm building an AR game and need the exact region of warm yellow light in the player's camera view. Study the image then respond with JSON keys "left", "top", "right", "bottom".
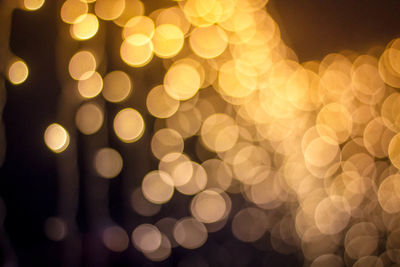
{"left": 95, "top": 0, "right": 125, "bottom": 21}
{"left": 60, "top": 0, "right": 88, "bottom": 24}
{"left": 120, "top": 35, "right": 154, "bottom": 67}
{"left": 68, "top": 50, "right": 97, "bottom": 80}
{"left": 113, "top": 108, "right": 145, "bottom": 143}
{"left": 8, "top": 60, "right": 28, "bottom": 85}
{"left": 71, "top": 14, "right": 99, "bottom": 40}
{"left": 77, "top": 71, "right": 103, "bottom": 98}
{"left": 164, "top": 63, "right": 201, "bottom": 100}
{"left": 152, "top": 24, "right": 184, "bottom": 58}
{"left": 24, "top": 0, "right": 45, "bottom": 10}
{"left": 102, "top": 71, "right": 132, "bottom": 103}
{"left": 142, "top": 170, "right": 174, "bottom": 204}
{"left": 44, "top": 123, "right": 70, "bottom": 153}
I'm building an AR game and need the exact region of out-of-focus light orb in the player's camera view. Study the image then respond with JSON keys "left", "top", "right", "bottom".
{"left": 189, "top": 25, "right": 228, "bottom": 59}
{"left": 123, "top": 16, "right": 154, "bottom": 39}
{"left": 164, "top": 63, "right": 201, "bottom": 100}
{"left": 173, "top": 217, "right": 207, "bottom": 249}
{"left": 310, "top": 254, "right": 343, "bottom": 267}
{"left": 114, "top": 0, "right": 145, "bottom": 27}
{"left": 102, "top": 226, "right": 129, "bottom": 252}
{"left": 200, "top": 113, "right": 239, "bottom": 152}
{"left": 132, "top": 224, "right": 162, "bottom": 253}
{"left": 378, "top": 174, "right": 400, "bottom": 213}
{"left": 44, "top": 123, "right": 70, "bottom": 153}
{"left": 232, "top": 207, "right": 267, "bottom": 242}
{"left": 159, "top": 153, "right": 193, "bottom": 186}
{"left": 120, "top": 35, "right": 154, "bottom": 67}
{"left": 77, "top": 71, "right": 103, "bottom": 98}
{"left": 316, "top": 102, "right": 352, "bottom": 144}
{"left": 95, "top": 0, "right": 125, "bottom": 21}
{"left": 44, "top": 217, "right": 67, "bottom": 241}
{"left": 146, "top": 85, "right": 180, "bottom": 119}
{"left": 68, "top": 50, "right": 97, "bottom": 80}
{"left": 190, "top": 190, "right": 226, "bottom": 223}
{"left": 102, "top": 71, "right": 132, "bottom": 103}
{"left": 60, "top": 0, "right": 88, "bottom": 24}
{"left": 94, "top": 148, "right": 123, "bottom": 178}
{"left": 152, "top": 24, "right": 184, "bottom": 58}
{"left": 156, "top": 7, "right": 191, "bottom": 35}
{"left": 389, "top": 133, "right": 400, "bottom": 170}
{"left": 131, "top": 188, "right": 161, "bottom": 217}
{"left": 113, "top": 108, "right": 145, "bottom": 143}
{"left": 75, "top": 103, "right": 104, "bottom": 135}
{"left": 71, "top": 13, "right": 99, "bottom": 40}
{"left": 142, "top": 170, "right": 174, "bottom": 204}
{"left": 175, "top": 162, "right": 207, "bottom": 195}
{"left": 314, "top": 195, "right": 351, "bottom": 235}
{"left": 151, "top": 128, "right": 184, "bottom": 160}
{"left": 8, "top": 60, "right": 28, "bottom": 85}
{"left": 143, "top": 234, "right": 172, "bottom": 262}
{"left": 24, "top": 0, "right": 45, "bottom": 10}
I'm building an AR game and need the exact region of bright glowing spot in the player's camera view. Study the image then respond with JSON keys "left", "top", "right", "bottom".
{"left": 142, "top": 170, "right": 174, "bottom": 204}
{"left": 164, "top": 63, "right": 201, "bottom": 100}
{"left": 94, "top": 148, "right": 123, "bottom": 178}
{"left": 68, "top": 50, "right": 96, "bottom": 80}
{"left": 152, "top": 24, "right": 184, "bottom": 58}
{"left": 60, "top": 0, "right": 88, "bottom": 24}
{"left": 200, "top": 113, "right": 239, "bottom": 152}
{"left": 8, "top": 60, "right": 28, "bottom": 85}
{"left": 123, "top": 16, "right": 154, "bottom": 39}
{"left": 120, "top": 35, "right": 154, "bottom": 67}
{"left": 44, "top": 123, "right": 70, "bottom": 153}
{"left": 191, "top": 190, "right": 226, "bottom": 223}
{"left": 114, "top": 0, "right": 145, "bottom": 27}
{"left": 189, "top": 25, "right": 228, "bottom": 59}
{"left": 113, "top": 108, "right": 145, "bottom": 143}
{"left": 95, "top": 0, "right": 125, "bottom": 21}
{"left": 132, "top": 224, "right": 162, "bottom": 253}
{"left": 24, "top": 0, "right": 45, "bottom": 10}
{"left": 77, "top": 71, "right": 103, "bottom": 98}
{"left": 71, "top": 14, "right": 99, "bottom": 40}
{"left": 146, "top": 85, "right": 179, "bottom": 118}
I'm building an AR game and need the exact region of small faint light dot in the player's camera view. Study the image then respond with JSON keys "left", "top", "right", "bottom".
{"left": 44, "top": 123, "right": 70, "bottom": 153}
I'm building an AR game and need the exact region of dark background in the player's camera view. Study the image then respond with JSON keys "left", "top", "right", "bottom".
{"left": 1, "top": 0, "right": 400, "bottom": 266}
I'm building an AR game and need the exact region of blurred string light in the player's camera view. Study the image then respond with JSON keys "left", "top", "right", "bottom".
{"left": 3, "top": 0, "right": 400, "bottom": 266}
